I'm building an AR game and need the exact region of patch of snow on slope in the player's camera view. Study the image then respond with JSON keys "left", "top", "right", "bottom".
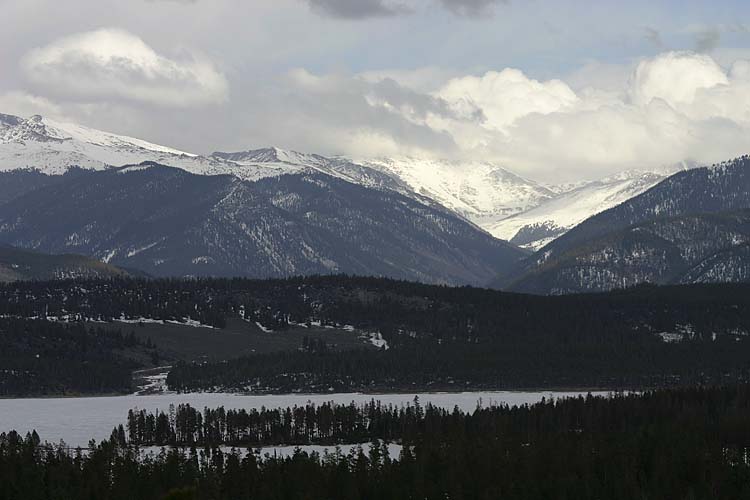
{"left": 255, "top": 322, "right": 274, "bottom": 333}
{"left": 115, "top": 315, "right": 215, "bottom": 329}
{"left": 362, "top": 331, "right": 389, "bottom": 350}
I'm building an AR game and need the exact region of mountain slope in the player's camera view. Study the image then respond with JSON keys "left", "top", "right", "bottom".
{"left": 0, "top": 245, "right": 132, "bottom": 282}
{"left": 0, "top": 164, "right": 524, "bottom": 285}
{"left": 489, "top": 170, "right": 670, "bottom": 250}
{"left": 212, "top": 148, "right": 415, "bottom": 196}
{"left": 357, "top": 157, "right": 556, "bottom": 224}
{"left": 355, "top": 157, "right": 689, "bottom": 250}
{"left": 498, "top": 156, "right": 750, "bottom": 293}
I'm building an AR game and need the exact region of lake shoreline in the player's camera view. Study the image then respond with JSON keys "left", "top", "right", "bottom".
{"left": 0, "top": 385, "right": 631, "bottom": 400}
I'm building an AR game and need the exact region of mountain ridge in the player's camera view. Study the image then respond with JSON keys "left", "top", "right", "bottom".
{"left": 0, "top": 111, "right": 692, "bottom": 251}
{"left": 0, "top": 162, "right": 524, "bottom": 285}
{"left": 497, "top": 155, "right": 750, "bottom": 293}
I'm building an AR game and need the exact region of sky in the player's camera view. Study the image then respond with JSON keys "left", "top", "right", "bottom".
{"left": 2, "top": 0, "right": 750, "bottom": 182}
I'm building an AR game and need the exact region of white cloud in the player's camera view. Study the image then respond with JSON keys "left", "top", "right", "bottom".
{"left": 0, "top": 91, "right": 65, "bottom": 119}
{"left": 238, "top": 53, "right": 750, "bottom": 181}
{"left": 394, "top": 51, "right": 750, "bottom": 181}
{"left": 21, "top": 28, "right": 227, "bottom": 107}
{"left": 630, "top": 52, "right": 728, "bottom": 108}
{"left": 437, "top": 69, "right": 579, "bottom": 132}
{"left": 9, "top": 40, "right": 750, "bottom": 183}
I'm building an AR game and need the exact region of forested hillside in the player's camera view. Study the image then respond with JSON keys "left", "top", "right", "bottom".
{"left": 0, "top": 245, "right": 132, "bottom": 282}
{"left": 499, "top": 155, "right": 750, "bottom": 293}
{"left": 0, "top": 164, "right": 524, "bottom": 285}
{"left": 0, "top": 317, "right": 162, "bottom": 396}
{"left": 3, "top": 276, "right": 750, "bottom": 393}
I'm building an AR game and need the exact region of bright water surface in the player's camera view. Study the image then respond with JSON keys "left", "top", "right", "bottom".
{"left": 0, "top": 391, "right": 608, "bottom": 447}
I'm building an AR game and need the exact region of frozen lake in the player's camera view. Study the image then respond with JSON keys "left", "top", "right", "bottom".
{"left": 0, "top": 391, "right": 608, "bottom": 448}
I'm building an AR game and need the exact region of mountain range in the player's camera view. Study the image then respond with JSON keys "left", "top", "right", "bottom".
{"left": 0, "top": 112, "right": 674, "bottom": 250}
{"left": 2, "top": 111, "right": 749, "bottom": 290}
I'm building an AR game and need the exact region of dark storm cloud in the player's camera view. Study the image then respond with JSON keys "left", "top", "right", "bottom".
{"left": 437, "top": 0, "right": 509, "bottom": 18}
{"left": 306, "top": 0, "right": 411, "bottom": 19}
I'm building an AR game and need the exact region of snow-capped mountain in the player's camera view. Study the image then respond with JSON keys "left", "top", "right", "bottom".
{"left": 0, "top": 112, "right": 201, "bottom": 175}
{"left": 351, "top": 156, "right": 694, "bottom": 250}
{"left": 489, "top": 170, "right": 675, "bottom": 250}
{"left": 0, "top": 112, "right": 698, "bottom": 253}
{"left": 356, "top": 157, "right": 556, "bottom": 225}
{"left": 211, "top": 148, "right": 412, "bottom": 194}
{"left": 0, "top": 113, "right": 426, "bottom": 191}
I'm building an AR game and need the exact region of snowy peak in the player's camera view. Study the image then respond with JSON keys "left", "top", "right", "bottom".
{"left": 0, "top": 113, "right": 192, "bottom": 155}
{"left": 0, "top": 112, "right": 205, "bottom": 175}
{"left": 356, "top": 157, "right": 556, "bottom": 224}
{"left": 0, "top": 113, "right": 64, "bottom": 144}
{"left": 39, "top": 116, "right": 194, "bottom": 157}
{"left": 210, "top": 147, "right": 414, "bottom": 195}
{"left": 0, "top": 113, "right": 331, "bottom": 181}
{"left": 213, "top": 147, "right": 323, "bottom": 167}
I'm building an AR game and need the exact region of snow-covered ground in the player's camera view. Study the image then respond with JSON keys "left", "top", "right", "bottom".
{"left": 0, "top": 391, "right": 609, "bottom": 448}
{"left": 132, "top": 367, "right": 173, "bottom": 396}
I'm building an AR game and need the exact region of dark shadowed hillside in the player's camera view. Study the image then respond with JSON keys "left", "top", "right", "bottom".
{"left": 0, "top": 164, "right": 525, "bottom": 285}
{"left": 496, "top": 156, "right": 750, "bottom": 293}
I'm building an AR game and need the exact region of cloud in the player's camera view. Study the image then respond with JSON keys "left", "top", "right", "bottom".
{"left": 0, "top": 91, "right": 64, "bottom": 119}
{"left": 249, "top": 52, "right": 750, "bottom": 181}
{"left": 304, "top": 0, "right": 508, "bottom": 19}
{"left": 277, "top": 68, "right": 463, "bottom": 157}
{"left": 437, "top": 0, "right": 508, "bottom": 18}
{"left": 438, "top": 69, "right": 578, "bottom": 132}
{"left": 308, "top": 51, "right": 744, "bottom": 181}
{"left": 306, "top": 0, "right": 411, "bottom": 19}
{"left": 630, "top": 52, "right": 728, "bottom": 108}
{"left": 449, "top": 52, "right": 749, "bottom": 180}
{"left": 21, "top": 28, "right": 227, "bottom": 107}
{"left": 694, "top": 27, "right": 721, "bottom": 53}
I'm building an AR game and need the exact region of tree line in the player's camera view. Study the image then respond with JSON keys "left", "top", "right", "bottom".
{"left": 3, "top": 276, "right": 750, "bottom": 394}
{"left": 2, "top": 277, "right": 750, "bottom": 344}
{"left": 166, "top": 334, "right": 750, "bottom": 393}
{"left": 2, "top": 384, "right": 750, "bottom": 499}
